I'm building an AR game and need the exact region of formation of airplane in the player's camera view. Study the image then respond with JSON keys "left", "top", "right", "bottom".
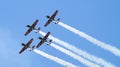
{"left": 44, "top": 10, "right": 60, "bottom": 27}
{"left": 19, "top": 10, "right": 60, "bottom": 54}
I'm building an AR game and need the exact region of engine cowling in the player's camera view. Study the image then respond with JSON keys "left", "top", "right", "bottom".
{"left": 46, "top": 16, "right": 50, "bottom": 18}
{"left": 21, "top": 43, "right": 25, "bottom": 46}
{"left": 38, "top": 37, "right": 43, "bottom": 40}
{"left": 26, "top": 25, "right": 31, "bottom": 27}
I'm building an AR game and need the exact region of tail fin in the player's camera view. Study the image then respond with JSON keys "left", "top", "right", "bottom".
{"left": 35, "top": 27, "right": 40, "bottom": 33}
{"left": 38, "top": 27, "right": 40, "bottom": 31}
{"left": 30, "top": 45, "right": 35, "bottom": 51}
{"left": 47, "top": 40, "right": 52, "bottom": 45}
{"left": 49, "top": 40, "right": 52, "bottom": 43}
{"left": 32, "top": 45, "right": 35, "bottom": 49}
{"left": 55, "top": 18, "right": 60, "bottom": 24}
{"left": 57, "top": 18, "right": 60, "bottom": 21}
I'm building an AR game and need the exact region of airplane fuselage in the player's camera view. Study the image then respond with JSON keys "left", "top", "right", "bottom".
{"left": 39, "top": 37, "right": 47, "bottom": 42}
{"left": 27, "top": 25, "right": 37, "bottom": 30}
{"left": 38, "top": 37, "right": 52, "bottom": 45}
{"left": 21, "top": 43, "right": 29, "bottom": 48}
{"left": 46, "top": 15, "right": 60, "bottom": 24}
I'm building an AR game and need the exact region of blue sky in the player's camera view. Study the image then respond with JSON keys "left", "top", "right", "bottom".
{"left": 0, "top": 0, "right": 120, "bottom": 67}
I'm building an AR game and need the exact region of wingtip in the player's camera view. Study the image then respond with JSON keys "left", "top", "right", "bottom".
{"left": 36, "top": 19, "right": 39, "bottom": 22}
{"left": 48, "top": 31, "right": 50, "bottom": 34}
{"left": 44, "top": 24, "right": 47, "bottom": 27}
{"left": 56, "top": 10, "right": 59, "bottom": 12}
{"left": 31, "top": 38, "right": 34, "bottom": 40}
{"left": 36, "top": 46, "right": 38, "bottom": 48}
{"left": 24, "top": 33, "right": 27, "bottom": 36}
{"left": 19, "top": 52, "right": 21, "bottom": 54}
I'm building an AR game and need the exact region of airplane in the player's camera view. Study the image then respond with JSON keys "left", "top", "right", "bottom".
{"left": 19, "top": 38, "right": 35, "bottom": 54}
{"left": 44, "top": 10, "right": 60, "bottom": 27}
{"left": 36, "top": 32, "right": 52, "bottom": 48}
{"left": 25, "top": 19, "right": 40, "bottom": 36}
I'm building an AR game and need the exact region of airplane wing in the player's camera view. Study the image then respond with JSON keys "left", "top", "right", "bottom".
{"left": 19, "top": 47, "right": 27, "bottom": 54}
{"left": 26, "top": 38, "right": 33, "bottom": 46}
{"left": 44, "top": 19, "right": 52, "bottom": 27}
{"left": 42, "top": 32, "right": 50, "bottom": 41}
{"left": 31, "top": 19, "right": 39, "bottom": 28}
{"left": 24, "top": 28, "right": 32, "bottom": 36}
{"left": 36, "top": 32, "right": 50, "bottom": 48}
{"left": 51, "top": 10, "right": 58, "bottom": 19}
{"left": 19, "top": 38, "right": 33, "bottom": 54}
{"left": 36, "top": 40, "right": 44, "bottom": 48}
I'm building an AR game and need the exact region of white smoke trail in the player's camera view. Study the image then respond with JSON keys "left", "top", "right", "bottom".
{"left": 33, "top": 49, "right": 77, "bottom": 67}
{"left": 37, "top": 31, "right": 116, "bottom": 67}
{"left": 58, "top": 22, "right": 120, "bottom": 57}
{"left": 50, "top": 43, "right": 100, "bottom": 67}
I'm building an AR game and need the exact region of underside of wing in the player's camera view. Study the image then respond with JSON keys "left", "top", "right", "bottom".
{"left": 19, "top": 47, "right": 27, "bottom": 54}
{"left": 24, "top": 28, "right": 32, "bottom": 36}
{"left": 44, "top": 19, "right": 52, "bottom": 27}
{"left": 31, "top": 19, "right": 39, "bottom": 28}
{"left": 36, "top": 41, "right": 44, "bottom": 48}
{"left": 42, "top": 32, "right": 50, "bottom": 41}
{"left": 51, "top": 10, "right": 58, "bottom": 19}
